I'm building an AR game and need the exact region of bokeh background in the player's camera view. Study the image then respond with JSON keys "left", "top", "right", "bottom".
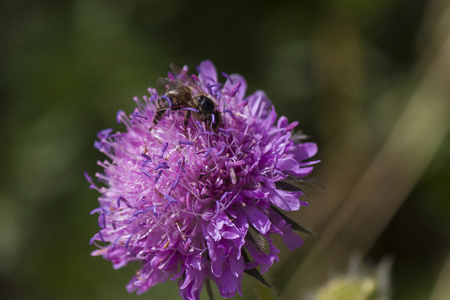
{"left": 1, "top": 0, "right": 449, "bottom": 299}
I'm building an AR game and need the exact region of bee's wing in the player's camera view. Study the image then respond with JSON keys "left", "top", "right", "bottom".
{"left": 169, "top": 64, "right": 193, "bottom": 84}
{"left": 156, "top": 73, "right": 196, "bottom": 108}
{"left": 169, "top": 63, "right": 210, "bottom": 97}
{"left": 156, "top": 77, "right": 180, "bottom": 93}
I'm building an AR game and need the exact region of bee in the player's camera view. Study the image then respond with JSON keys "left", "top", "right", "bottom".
{"left": 155, "top": 63, "right": 222, "bottom": 131}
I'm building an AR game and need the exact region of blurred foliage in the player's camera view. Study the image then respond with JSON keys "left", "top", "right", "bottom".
{"left": 1, "top": 0, "right": 449, "bottom": 300}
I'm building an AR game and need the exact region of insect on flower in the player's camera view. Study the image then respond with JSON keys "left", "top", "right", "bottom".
{"left": 155, "top": 63, "right": 222, "bottom": 131}
{"left": 87, "top": 60, "right": 319, "bottom": 300}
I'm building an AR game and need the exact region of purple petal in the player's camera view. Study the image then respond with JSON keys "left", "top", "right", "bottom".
{"left": 277, "top": 157, "right": 314, "bottom": 177}
{"left": 221, "top": 226, "right": 241, "bottom": 240}
{"left": 264, "top": 187, "right": 302, "bottom": 211}
{"left": 289, "top": 142, "right": 318, "bottom": 162}
{"left": 282, "top": 229, "right": 304, "bottom": 250}
{"left": 243, "top": 206, "right": 271, "bottom": 235}
{"left": 198, "top": 60, "right": 217, "bottom": 84}
{"left": 223, "top": 74, "right": 247, "bottom": 100}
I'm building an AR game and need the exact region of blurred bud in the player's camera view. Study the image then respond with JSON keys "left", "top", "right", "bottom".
{"left": 310, "top": 255, "right": 392, "bottom": 300}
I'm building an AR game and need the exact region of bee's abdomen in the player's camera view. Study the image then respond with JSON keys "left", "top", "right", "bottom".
{"left": 196, "top": 96, "right": 215, "bottom": 114}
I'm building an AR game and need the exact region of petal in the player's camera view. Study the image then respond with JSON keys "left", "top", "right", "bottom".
{"left": 241, "top": 188, "right": 265, "bottom": 199}
{"left": 222, "top": 226, "right": 241, "bottom": 240}
{"left": 198, "top": 60, "right": 217, "bottom": 84}
{"left": 211, "top": 255, "right": 223, "bottom": 277}
{"left": 223, "top": 74, "right": 247, "bottom": 100}
{"left": 206, "top": 222, "right": 221, "bottom": 241}
{"left": 264, "top": 187, "right": 302, "bottom": 211}
{"left": 213, "top": 264, "right": 243, "bottom": 298}
{"left": 282, "top": 229, "right": 304, "bottom": 250}
{"left": 179, "top": 266, "right": 207, "bottom": 300}
{"left": 229, "top": 254, "right": 244, "bottom": 278}
{"left": 289, "top": 142, "right": 318, "bottom": 162}
{"left": 247, "top": 91, "right": 273, "bottom": 120}
{"left": 277, "top": 157, "right": 314, "bottom": 177}
{"left": 243, "top": 205, "right": 271, "bottom": 235}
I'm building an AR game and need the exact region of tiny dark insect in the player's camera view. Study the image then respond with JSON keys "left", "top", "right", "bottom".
{"left": 155, "top": 63, "right": 222, "bottom": 131}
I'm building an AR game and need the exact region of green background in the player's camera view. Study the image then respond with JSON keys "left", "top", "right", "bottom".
{"left": 1, "top": 0, "right": 449, "bottom": 299}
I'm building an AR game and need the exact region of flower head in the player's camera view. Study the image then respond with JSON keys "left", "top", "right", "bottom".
{"left": 88, "top": 60, "right": 318, "bottom": 300}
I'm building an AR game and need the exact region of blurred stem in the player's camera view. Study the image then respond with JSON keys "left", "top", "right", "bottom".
{"left": 206, "top": 278, "right": 215, "bottom": 300}
{"left": 254, "top": 280, "right": 279, "bottom": 300}
{"left": 430, "top": 252, "right": 450, "bottom": 300}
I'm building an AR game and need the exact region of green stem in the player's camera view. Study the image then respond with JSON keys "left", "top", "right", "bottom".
{"left": 206, "top": 278, "right": 215, "bottom": 300}
{"left": 254, "top": 280, "right": 278, "bottom": 300}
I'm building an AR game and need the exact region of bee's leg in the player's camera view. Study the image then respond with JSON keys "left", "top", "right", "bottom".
{"left": 153, "top": 109, "right": 167, "bottom": 124}
{"left": 184, "top": 110, "right": 191, "bottom": 132}
{"left": 211, "top": 111, "right": 222, "bottom": 131}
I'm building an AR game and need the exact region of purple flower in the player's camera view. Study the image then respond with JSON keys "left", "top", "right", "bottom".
{"left": 88, "top": 60, "right": 318, "bottom": 300}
